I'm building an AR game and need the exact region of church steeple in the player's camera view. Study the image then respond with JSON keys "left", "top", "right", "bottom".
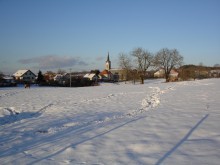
{"left": 107, "top": 52, "right": 110, "bottom": 61}
{"left": 105, "top": 52, "right": 111, "bottom": 71}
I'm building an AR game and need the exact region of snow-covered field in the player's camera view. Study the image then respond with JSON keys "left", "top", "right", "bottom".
{"left": 0, "top": 79, "right": 220, "bottom": 165}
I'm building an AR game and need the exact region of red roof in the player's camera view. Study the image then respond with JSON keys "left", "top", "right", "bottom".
{"left": 100, "top": 70, "right": 112, "bottom": 75}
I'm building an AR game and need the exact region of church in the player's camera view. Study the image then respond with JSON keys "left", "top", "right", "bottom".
{"left": 99, "top": 53, "right": 125, "bottom": 82}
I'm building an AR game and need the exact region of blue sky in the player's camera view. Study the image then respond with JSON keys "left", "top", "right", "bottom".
{"left": 1, "top": 0, "right": 220, "bottom": 74}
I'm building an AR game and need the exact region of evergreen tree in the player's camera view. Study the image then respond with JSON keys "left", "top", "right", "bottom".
{"left": 0, "top": 71, "right": 4, "bottom": 81}
{"left": 37, "top": 70, "right": 44, "bottom": 84}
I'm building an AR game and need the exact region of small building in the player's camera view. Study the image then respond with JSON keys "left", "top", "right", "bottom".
{"left": 44, "top": 71, "right": 56, "bottom": 82}
{"left": 100, "top": 69, "right": 113, "bottom": 81}
{"left": 13, "top": 70, "right": 36, "bottom": 83}
{"left": 169, "top": 69, "right": 179, "bottom": 78}
{"left": 53, "top": 73, "right": 71, "bottom": 85}
{"left": 154, "top": 69, "right": 179, "bottom": 80}
{"left": 209, "top": 70, "right": 220, "bottom": 78}
{"left": 53, "top": 74, "right": 63, "bottom": 82}
{"left": 84, "top": 73, "right": 99, "bottom": 81}
{"left": 154, "top": 69, "right": 165, "bottom": 78}
{"left": 0, "top": 76, "right": 17, "bottom": 87}
{"left": 169, "top": 69, "right": 179, "bottom": 81}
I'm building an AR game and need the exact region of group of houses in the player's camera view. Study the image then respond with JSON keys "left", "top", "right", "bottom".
{"left": 1, "top": 53, "right": 220, "bottom": 87}
{"left": 84, "top": 53, "right": 120, "bottom": 82}
{"left": 0, "top": 70, "right": 36, "bottom": 87}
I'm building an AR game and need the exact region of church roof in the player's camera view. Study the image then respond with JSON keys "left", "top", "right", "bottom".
{"left": 100, "top": 69, "right": 112, "bottom": 75}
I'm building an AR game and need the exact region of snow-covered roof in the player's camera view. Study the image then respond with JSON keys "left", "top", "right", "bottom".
{"left": 84, "top": 73, "right": 97, "bottom": 79}
{"left": 210, "top": 70, "right": 220, "bottom": 73}
{"left": 13, "top": 70, "right": 36, "bottom": 78}
{"left": 13, "top": 70, "right": 29, "bottom": 77}
{"left": 154, "top": 69, "right": 165, "bottom": 75}
{"left": 54, "top": 74, "right": 63, "bottom": 80}
{"left": 2, "top": 76, "right": 14, "bottom": 80}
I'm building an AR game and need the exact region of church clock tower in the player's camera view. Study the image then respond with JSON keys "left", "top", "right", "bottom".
{"left": 105, "top": 52, "right": 111, "bottom": 71}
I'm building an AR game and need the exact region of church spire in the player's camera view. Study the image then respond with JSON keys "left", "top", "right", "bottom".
{"left": 107, "top": 52, "right": 110, "bottom": 62}
{"left": 105, "top": 52, "right": 111, "bottom": 71}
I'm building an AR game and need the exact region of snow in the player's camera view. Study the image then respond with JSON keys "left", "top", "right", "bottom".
{"left": 0, "top": 79, "right": 220, "bottom": 165}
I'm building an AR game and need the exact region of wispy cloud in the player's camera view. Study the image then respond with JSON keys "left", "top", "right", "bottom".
{"left": 18, "top": 55, "right": 88, "bottom": 70}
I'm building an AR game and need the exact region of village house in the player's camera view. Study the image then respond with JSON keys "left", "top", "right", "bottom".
{"left": 154, "top": 68, "right": 179, "bottom": 81}
{"left": 84, "top": 73, "right": 99, "bottom": 81}
{"left": 43, "top": 71, "right": 56, "bottom": 82}
{"left": 100, "top": 70, "right": 113, "bottom": 81}
{"left": 209, "top": 70, "right": 220, "bottom": 78}
{"left": 169, "top": 69, "right": 179, "bottom": 79}
{"left": 154, "top": 69, "right": 165, "bottom": 78}
{"left": 0, "top": 75, "right": 17, "bottom": 87}
{"left": 53, "top": 73, "right": 72, "bottom": 85}
{"left": 13, "top": 70, "right": 36, "bottom": 83}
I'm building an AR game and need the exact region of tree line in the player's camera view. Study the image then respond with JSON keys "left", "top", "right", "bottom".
{"left": 118, "top": 47, "right": 183, "bottom": 83}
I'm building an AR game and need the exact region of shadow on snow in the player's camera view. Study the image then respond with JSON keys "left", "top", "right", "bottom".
{"left": 155, "top": 114, "right": 209, "bottom": 165}
{"left": 0, "top": 112, "right": 41, "bottom": 125}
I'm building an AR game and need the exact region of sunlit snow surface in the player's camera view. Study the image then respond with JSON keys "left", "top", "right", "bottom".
{"left": 0, "top": 79, "right": 220, "bottom": 165}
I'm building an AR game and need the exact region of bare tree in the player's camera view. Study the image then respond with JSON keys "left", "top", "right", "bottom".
{"left": 154, "top": 48, "right": 183, "bottom": 82}
{"left": 118, "top": 53, "right": 132, "bottom": 83}
{"left": 131, "top": 47, "right": 153, "bottom": 84}
{"left": 119, "top": 53, "right": 132, "bottom": 70}
{"left": 57, "top": 68, "right": 66, "bottom": 74}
